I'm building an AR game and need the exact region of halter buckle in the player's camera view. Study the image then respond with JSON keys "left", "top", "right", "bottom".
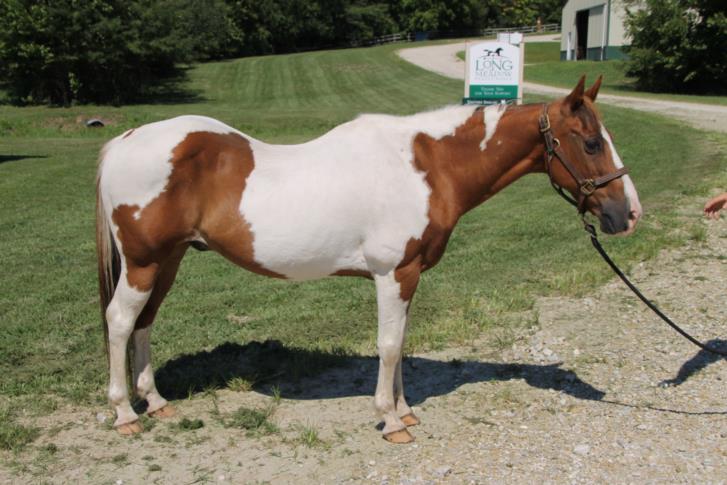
{"left": 539, "top": 115, "right": 551, "bottom": 133}
{"left": 580, "top": 179, "right": 596, "bottom": 196}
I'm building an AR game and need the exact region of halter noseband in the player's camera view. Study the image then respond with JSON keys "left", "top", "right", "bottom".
{"left": 539, "top": 103, "right": 629, "bottom": 214}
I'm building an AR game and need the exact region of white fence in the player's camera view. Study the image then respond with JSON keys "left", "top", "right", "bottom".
{"left": 357, "top": 23, "right": 560, "bottom": 47}
{"left": 481, "top": 23, "right": 560, "bottom": 37}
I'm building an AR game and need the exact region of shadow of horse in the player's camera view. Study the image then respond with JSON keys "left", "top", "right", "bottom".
{"left": 659, "top": 339, "right": 727, "bottom": 388}
{"left": 155, "top": 340, "right": 605, "bottom": 404}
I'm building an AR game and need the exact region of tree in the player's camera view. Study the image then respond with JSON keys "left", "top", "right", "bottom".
{"left": 0, "top": 0, "right": 232, "bottom": 105}
{"left": 624, "top": 0, "right": 727, "bottom": 94}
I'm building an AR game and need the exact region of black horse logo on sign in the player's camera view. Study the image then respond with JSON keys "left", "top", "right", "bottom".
{"left": 482, "top": 47, "right": 504, "bottom": 57}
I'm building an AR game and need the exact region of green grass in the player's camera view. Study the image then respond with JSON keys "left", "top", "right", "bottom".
{"left": 175, "top": 418, "right": 205, "bottom": 431}
{"left": 1, "top": 41, "right": 726, "bottom": 426}
{"left": 525, "top": 59, "right": 727, "bottom": 106}
{"left": 295, "top": 424, "right": 325, "bottom": 448}
{"left": 223, "top": 406, "right": 278, "bottom": 436}
{"left": 457, "top": 41, "right": 727, "bottom": 105}
{"left": 0, "top": 409, "right": 40, "bottom": 452}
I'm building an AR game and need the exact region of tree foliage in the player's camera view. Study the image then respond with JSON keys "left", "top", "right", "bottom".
{"left": 625, "top": 0, "right": 727, "bottom": 94}
{"left": 0, "top": 0, "right": 567, "bottom": 105}
{"left": 0, "top": 0, "right": 232, "bottom": 104}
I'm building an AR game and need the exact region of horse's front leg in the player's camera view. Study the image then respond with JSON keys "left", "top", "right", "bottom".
{"left": 395, "top": 358, "right": 419, "bottom": 427}
{"left": 373, "top": 265, "right": 420, "bottom": 443}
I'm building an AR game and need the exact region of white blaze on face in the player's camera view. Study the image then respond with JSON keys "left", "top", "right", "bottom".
{"left": 480, "top": 104, "right": 506, "bottom": 151}
{"left": 600, "top": 124, "right": 642, "bottom": 231}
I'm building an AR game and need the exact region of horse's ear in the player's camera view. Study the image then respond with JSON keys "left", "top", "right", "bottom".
{"left": 565, "top": 75, "right": 586, "bottom": 111}
{"left": 585, "top": 75, "right": 603, "bottom": 101}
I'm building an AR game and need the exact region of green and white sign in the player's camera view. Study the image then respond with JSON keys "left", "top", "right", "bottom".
{"left": 465, "top": 41, "right": 522, "bottom": 102}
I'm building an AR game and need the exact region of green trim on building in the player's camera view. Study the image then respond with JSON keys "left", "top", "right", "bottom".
{"left": 605, "top": 45, "right": 628, "bottom": 60}
{"left": 559, "top": 46, "right": 628, "bottom": 61}
{"left": 586, "top": 47, "right": 602, "bottom": 60}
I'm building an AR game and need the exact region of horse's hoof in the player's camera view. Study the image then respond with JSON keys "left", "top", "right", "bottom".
{"left": 383, "top": 428, "right": 414, "bottom": 444}
{"left": 116, "top": 420, "right": 143, "bottom": 435}
{"left": 400, "top": 413, "right": 420, "bottom": 427}
{"left": 148, "top": 404, "right": 176, "bottom": 419}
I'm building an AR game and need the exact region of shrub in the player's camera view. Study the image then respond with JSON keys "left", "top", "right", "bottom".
{"left": 624, "top": 0, "right": 727, "bottom": 94}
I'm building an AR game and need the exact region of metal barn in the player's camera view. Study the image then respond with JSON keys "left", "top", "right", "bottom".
{"left": 560, "top": 0, "right": 637, "bottom": 61}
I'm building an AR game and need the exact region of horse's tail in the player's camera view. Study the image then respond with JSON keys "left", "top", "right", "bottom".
{"left": 96, "top": 143, "right": 121, "bottom": 367}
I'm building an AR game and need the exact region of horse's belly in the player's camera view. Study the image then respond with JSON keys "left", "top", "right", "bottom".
{"left": 239, "top": 175, "right": 429, "bottom": 280}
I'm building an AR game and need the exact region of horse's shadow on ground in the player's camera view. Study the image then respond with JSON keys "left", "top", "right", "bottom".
{"left": 659, "top": 339, "right": 727, "bottom": 388}
{"left": 155, "top": 340, "right": 605, "bottom": 405}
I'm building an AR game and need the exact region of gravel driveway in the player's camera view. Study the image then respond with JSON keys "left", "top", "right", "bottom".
{"left": 397, "top": 40, "right": 727, "bottom": 134}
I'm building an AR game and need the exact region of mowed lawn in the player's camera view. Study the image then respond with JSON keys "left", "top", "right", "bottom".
{"left": 459, "top": 42, "right": 727, "bottom": 106}
{"left": 1, "top": 42, "right": 725, "bottom": 418}
{"left": 522, "top": 42, "right": 727, "bottom": 106}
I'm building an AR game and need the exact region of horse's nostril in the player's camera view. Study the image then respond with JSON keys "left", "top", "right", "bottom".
{"left": 629, "top": 209, "right": 640, "bottom": 221}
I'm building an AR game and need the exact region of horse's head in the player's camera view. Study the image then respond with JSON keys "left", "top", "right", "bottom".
{"left": 546, "top": 76, "right": 642, "bottom": 235}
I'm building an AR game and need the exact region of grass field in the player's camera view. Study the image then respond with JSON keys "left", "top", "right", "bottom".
{"left": 458, "top": 42, "right": 727, "bottom": 106}
{"left": 1, "top": 42, "right": 726, "bottom": 439}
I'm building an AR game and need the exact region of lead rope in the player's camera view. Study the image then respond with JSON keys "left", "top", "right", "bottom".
{"left": 582, "top": 219, "right": 727, "bottom": 357}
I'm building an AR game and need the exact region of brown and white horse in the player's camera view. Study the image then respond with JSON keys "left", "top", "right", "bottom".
{"left": 96, "top": 77, "right": 641, "bottom": 443}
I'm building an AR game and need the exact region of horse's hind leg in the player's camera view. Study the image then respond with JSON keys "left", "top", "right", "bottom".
{"left": 132, "top": 245, "right": 187, "bottom": 418}
{"left": 106, "top": 264, "right": 157, "bottom": 434}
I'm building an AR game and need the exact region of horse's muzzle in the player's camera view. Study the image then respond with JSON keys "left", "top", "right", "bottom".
{"left": 599, "top": 198, "right": 639, "bottom": 235}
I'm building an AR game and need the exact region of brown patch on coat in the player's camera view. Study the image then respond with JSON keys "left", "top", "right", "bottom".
{"left": 111, "top": 131, "right": 285, "bottom": 292}
{"left": 134, "top": 245, "right": 187, "bottom": 329}
{"left": 122, "top": 129, "right": 135, "bottom": 139}
{"left": 391, "top": 98, "right": 629, "bottom": 301}
{"left": 392, "top": 105, "right": 547, "bottom": 300}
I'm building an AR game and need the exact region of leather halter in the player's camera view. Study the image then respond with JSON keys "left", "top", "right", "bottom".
{"left": 539, "top": 103, "right": 629, "bottom": 214}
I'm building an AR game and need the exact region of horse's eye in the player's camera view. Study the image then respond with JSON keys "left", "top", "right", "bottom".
{"left": 584, "top": 138, "right": 601, "bottom": 154}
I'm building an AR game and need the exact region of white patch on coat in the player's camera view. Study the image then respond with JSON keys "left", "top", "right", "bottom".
{"left": 600, "top": 124, "right": 642, "bottom": 215}
{"left": 98, "top": 115, "right": 238, "bottom": 219}
{"left": 480, "top": 104, "right": 506, "bottom": 151}
{"left": 241, "top": 106, "right": 479, "bottom": 280}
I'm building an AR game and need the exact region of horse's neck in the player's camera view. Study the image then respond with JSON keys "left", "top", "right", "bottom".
{"left": 416, "top": 104, "right": 545, "bottom": 227}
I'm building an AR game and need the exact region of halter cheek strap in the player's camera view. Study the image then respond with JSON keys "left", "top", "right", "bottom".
{"left": 539, "top": 104, "right": 629, "bottom": 214}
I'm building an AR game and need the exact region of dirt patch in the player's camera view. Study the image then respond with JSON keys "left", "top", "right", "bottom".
{"left": 39, "top": 114, "right": 123, "bottom": 134}
{"left": 2, "top": 212, "right": 726, "bottom": 483}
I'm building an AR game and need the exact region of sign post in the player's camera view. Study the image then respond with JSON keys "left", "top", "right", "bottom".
{"left": 463, "top": 34, "right": 524, "bottom": 105}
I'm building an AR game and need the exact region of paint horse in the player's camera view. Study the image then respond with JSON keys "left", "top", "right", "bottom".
{"left": 96, "top": 76, "right": 641, "bottom": 443}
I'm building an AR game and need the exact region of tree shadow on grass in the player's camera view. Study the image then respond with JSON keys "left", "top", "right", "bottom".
{"left": 155, "top": 340, "right": 606, "bottom": 405}
{"left": 0, "top": 155, "right": 48, "bottom": 164}
{"left": 130, "top": 67, "right": 205, "bottom": 105}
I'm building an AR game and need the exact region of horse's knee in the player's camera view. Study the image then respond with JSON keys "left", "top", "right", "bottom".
{"left": 377, "top": 338, "right": 402, "bottom": 364}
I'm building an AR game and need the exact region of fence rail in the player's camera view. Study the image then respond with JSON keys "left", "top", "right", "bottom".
{"left": 481, "top": 23, "right": 560, "bottom": 36}
{"left": 355, "top": 23, "right": 560, "bottom": 47}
